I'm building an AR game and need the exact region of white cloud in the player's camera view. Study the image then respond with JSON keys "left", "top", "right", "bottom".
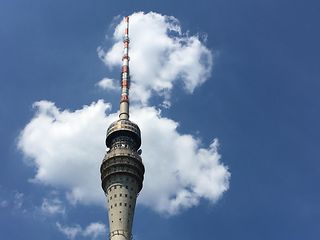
{"left": 98, "top": 12, "right": 213, "bottom": 106}
{"left": 0, "top": 200, "right": 8, "bottom": 208}
{"left": 18, "top": 100, "right": 110, "bottom": 206}
{"left": 57, "top": 223, "right": 81, "bottom": 240}
{"left": 131, "top": 107, "right": 230, "bottom": 214}
{"left": 96, "top": 78, "right": 117, "bottom": 90}
{"left": 0, "top": 188, "right": 25, "bottom": 210}
{"left": 56, "top": 222, "right": 106, "bottom": 240}
{"left": 41, "top": 197, "right": 65, "bottom": 215}
{"left": 82, "top": 222, "right": 107, "bottom": 239}
{"left": 13, "top": 191, "right": 24, "bottom": 209}
{"left": 18, "top": 100, "right": 230, "bottom": 215}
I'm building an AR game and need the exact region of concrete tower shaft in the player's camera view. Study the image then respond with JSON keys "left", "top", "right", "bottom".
{"left": 100, "top": 16, "right": 144, "bottom": 240}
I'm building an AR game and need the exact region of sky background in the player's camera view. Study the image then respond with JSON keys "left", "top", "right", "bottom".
{"left": 1, "top": 0, "right": 320, "bottom": 240}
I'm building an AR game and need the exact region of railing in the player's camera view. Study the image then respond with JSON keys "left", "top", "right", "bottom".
{"left": 101, "top": 157, "right": 144, "bottom": 174}
{"left": 109, "top": 229, "right": 132, "bottom": 240}
{"left": 106, "top": 150, "right": 142, "bottom": 162}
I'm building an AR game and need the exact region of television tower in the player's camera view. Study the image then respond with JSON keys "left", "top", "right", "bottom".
{"left": 100, "top": 16, "right": 145, "bottom": 240}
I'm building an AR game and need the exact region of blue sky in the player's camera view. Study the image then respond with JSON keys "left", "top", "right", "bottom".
{"left": 1, "top": 0, "right": 320, "bottom": 239}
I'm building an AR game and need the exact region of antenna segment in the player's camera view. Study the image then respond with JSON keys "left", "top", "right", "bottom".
{"left": 119, "top": 16, "right": 130, "bottom": 120}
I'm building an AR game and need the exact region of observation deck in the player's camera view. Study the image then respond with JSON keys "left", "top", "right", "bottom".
{"left": 106, "top": 119, "right": 141, "bottom": 149}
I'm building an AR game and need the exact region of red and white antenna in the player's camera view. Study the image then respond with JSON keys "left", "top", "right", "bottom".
{"left": 119, "top": 16, "right": 130, "bottom": 120}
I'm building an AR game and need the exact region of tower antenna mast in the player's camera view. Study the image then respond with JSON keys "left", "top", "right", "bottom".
{"left": 119, "top": 16, "right": 130, "bottom": 120}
